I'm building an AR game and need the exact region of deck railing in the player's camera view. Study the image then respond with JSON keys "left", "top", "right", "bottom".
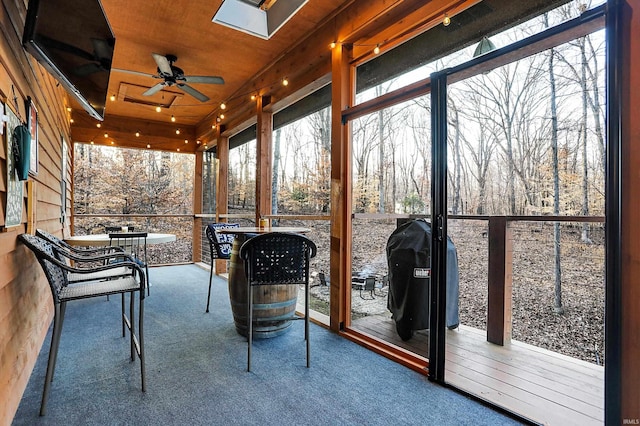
{"left": 73, "top": 212, "right": 605, "bottom": 356}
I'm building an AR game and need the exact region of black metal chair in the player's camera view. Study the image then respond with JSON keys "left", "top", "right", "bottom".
{"left": 360, "top": 276, "right": 376, "bottom": 300}
{"left": 109, "top": 232, "right": 149, "bottom": 297}
{"left": 106, "top": 225, "right": 135, "bottom": 233}
{"left": 18, "top": 233, "right": 146, "bottom": 416}
{"left": 205, "top": 222, "right": 239, "bottom": 313}
{"left": 239, "top": 232, "right": 317, "bottom": 372}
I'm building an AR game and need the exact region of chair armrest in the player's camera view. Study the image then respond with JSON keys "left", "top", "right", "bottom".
{"left": 56, "top": 247, "right": 137, "bottom": 264}
{"left": 69, "top": 245, "right": 125, "bottom": 255}
{"left": 39, "top": 248, "right": 146, "bottom": 292}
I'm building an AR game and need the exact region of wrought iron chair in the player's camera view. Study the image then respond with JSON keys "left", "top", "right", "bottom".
{"left": 109, "top": 232, "right": 149, "bottom": 297}
{"left": 18, "top": 233, "right": 146, "bottom": 416}
{"left": 205, "top": 222, "right": 239, "bottom": 312}
{"left": 239, "top": 232, "right": 317, "bottom": 372}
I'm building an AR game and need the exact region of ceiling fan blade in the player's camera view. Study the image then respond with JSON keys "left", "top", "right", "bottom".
{"left": 152, "top": 53, "right": 173, "bottom": 76}
{"left": 178, "top": 83, "right": 210, "bottom": 102}
{"left": 143, "top": 83, "right": 166, "bottom": 96}
{"left": 112, "top": 68, "right": 157, "bottom": 78}
{"left": 182, "top": 75, "right": 225, "bottom": 85}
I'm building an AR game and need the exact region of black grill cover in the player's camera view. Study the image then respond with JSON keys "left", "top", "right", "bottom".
{"left": 386, "top": 219, "right": 459, "bottom": 337}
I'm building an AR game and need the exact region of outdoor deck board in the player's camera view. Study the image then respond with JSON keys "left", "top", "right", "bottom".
{"left": 351, "top": 315, "right": 604, "bottom": 425}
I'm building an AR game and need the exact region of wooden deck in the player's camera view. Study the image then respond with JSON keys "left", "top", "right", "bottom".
{"left": 352, "top": 314, "right": 604, "bottom": 426}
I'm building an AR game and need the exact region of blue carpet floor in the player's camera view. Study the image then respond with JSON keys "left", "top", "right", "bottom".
{"left": 13, "top": 264, "right": 525, "bottom": 425}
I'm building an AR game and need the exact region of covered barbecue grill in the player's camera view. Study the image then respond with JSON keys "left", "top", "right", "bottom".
{"left": 386, "top": 219, "right": 459, "bottom": 340}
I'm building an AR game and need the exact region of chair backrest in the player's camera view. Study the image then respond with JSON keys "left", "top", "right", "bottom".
{"left": 36, "top": 228, "right": 72, "bottom": 250}
{"left": 206, "top": 223, "right": 239, "bottom": 260}
{"left": 109, "top": 232, "right": 148, "bottom": 263}
{"left": 364, "top": 277, "right": 376, "bottom": 291}
{"left": 106, "top": 225, "right": 134, "bottom": 233}
{"left": 239, "top": 232, "right": 317, "bottom": 286}
{"left": 19, "top": 234, "right": 69, "bottom": 303}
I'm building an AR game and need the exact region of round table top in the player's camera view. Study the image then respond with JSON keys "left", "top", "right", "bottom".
{"left": 64, "top": 233, "right": 177, "bottom": 246}
{"left": 217, "top": 226, "right": 311, "bottom": 234}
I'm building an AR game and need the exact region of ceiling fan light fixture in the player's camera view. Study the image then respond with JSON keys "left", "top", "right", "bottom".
{"left": 473, "top": 36, "right": 497, "bottom": 58}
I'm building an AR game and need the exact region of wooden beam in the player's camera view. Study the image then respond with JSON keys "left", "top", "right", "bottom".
{"left": 70, "top": 111, "right": 198, "bottom": 153}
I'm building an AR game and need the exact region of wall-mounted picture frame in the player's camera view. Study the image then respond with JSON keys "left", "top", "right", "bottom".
{"left": 25, "top": 96, "right": 38, "bottom": 176}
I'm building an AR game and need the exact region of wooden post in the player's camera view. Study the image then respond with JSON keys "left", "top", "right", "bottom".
{"left": 617, "top": 0, "right": 640, "bottom": 420}
{"left": 487, "top": 216, "right": 512, "bottom": 345}
{"left": 255, "top": 96, "right": 273, "bottom": 224}
{"left": 330, "top": 43, "right": 354, "bottom": 331}
{"left": 193, "top": 151, "right": 203, "bottom": 263}
{"left": 215, "top": 132, "right": 229, "bottom": 273}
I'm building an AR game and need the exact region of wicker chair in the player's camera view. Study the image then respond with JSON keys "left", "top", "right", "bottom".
{"left": 109, "top": 232, "right": 149, "bottom": 296}
{"left": 239, "top": 232, "right": 317, "bottom": 372}
{"left": 36, "top": 228, "right": 125, "bottom": 258}
{"left": 18, "top": 233, "right": 146, "bottom": 416}
{"left": 36, "top": 229, "right": 133, "bottom": 284}
{"left": 205, "top": 223, "right": 239, "bottom": 312}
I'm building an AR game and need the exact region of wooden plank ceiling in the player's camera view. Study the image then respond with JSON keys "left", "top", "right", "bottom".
{"left": 68, "top": 0, "right": 565, "bottom": 153}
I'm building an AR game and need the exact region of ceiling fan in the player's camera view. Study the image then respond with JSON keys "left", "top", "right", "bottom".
{"left": 113, "top": 53, "right": 224, "bottom": 102}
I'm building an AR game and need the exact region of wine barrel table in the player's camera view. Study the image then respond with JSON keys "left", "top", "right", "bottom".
{"left": 219, "top": 226, "right": 311, "bottom": 338}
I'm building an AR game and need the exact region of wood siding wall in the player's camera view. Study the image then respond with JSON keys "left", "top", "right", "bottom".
{"left": 0, "top": 0, "right": 72, "bottom": 423}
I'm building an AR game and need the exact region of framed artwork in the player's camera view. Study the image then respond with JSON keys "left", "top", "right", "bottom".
{"left": 25, "top": 96, "right": 38, "bottom": 176}
{"left": 3, "top": 102, "right": 24, "bottom": 228}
